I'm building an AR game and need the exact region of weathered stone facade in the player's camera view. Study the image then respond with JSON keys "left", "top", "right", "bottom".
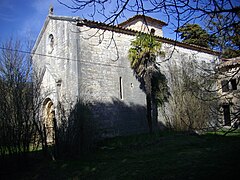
{"left": 218, "top": 57, "right": 240, "bottom": 127}
{"left": 32, "top": 12, "right": 219, "bottom": 137}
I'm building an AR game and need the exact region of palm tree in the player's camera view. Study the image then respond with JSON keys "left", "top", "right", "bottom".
{"left": 128, "top": 33, "right": 168, "bottom": 133}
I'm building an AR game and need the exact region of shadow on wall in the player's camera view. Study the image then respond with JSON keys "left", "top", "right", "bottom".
{"left": 56, "top": 100, "right": 91, "bottom": 157}
{"left": 55, "top": 97, "right": 166, "bottom": 157}
{"left": 90, "top": 97, "right": 149, "bottom": 137}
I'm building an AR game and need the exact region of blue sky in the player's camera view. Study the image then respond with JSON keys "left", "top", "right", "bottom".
{"left": 0, "top": 0, "right": 74, "bottom": 42}
{"left": 1, "top": 0, "right": 239, "bottom": 45}
{"left": 0, "top": 0, "right": 178, "bottom": 44}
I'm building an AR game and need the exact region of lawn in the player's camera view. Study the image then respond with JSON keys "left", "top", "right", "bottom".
{"left": 1, "top": 131, "right": 240, "bottom": 179}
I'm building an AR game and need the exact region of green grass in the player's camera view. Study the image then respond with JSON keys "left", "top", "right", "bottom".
{"left": 1, "top": 131, "right": 240, "bottom": 179}
{"left": 206, "top": 128, "right": 240, "bottom": 136}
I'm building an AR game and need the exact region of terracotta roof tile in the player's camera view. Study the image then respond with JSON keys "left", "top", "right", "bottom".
{"left": 118, "top": 14, "right": 167, "bottom": 27}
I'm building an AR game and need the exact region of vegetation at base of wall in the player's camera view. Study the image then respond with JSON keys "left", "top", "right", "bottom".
{"left": 0, "top": 39, "right": 97, "bottom": 162}
{"left": 0, "top": 39, "right": 43, "bottom": 159}
{"left": 1, "top": 131, "right": 240, "bottom": 179}
{"left": 164, "top": 59, "right": 218, "bottom": 132}
{"left": 206, "top": 129, "right": 240, "bottom": 136}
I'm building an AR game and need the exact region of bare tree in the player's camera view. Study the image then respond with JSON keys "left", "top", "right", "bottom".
{"left": 0, "top": 39, "right": 47, "bottom": 162}
{"left": 58, "top": 0, "right": 239, "bottom": 43}
{"left": 161, "top": 59, "right": 218, "bottom": 132}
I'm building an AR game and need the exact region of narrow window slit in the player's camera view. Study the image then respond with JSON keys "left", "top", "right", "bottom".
{"left": 120, "top": 77, "right": 123, "bottom": 100}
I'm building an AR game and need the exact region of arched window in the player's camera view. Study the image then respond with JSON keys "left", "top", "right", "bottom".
{"left": 150, "top": 28, "right": 155, "bottom": 35}
{"left": 43, "top": 98, "right": 55, "bottom": 144}
{"left": 47, "top": 34, "right": 54, "bottom": 54}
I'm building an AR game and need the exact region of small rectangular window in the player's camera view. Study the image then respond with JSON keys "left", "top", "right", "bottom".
{"left": 221, "top": 80, "right": 229, "bottom": 92}
{"left": 119, "top": 77, "right": 123, "bottom": 99}
{"left": 230, "top": 79, "right": 237, "bottom": 90}
{"left": 223, "top": 105, "right": 231, "bottom": 126}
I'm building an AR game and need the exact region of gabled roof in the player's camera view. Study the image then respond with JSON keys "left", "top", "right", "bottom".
{"left": 79, "top": 17, "right": 218, "bottom": 55}
{"left": 32, "top": 14, "right": 219, "bottom": 56}
{"left": 32, "top": 15, "right": 81, "bottom": 55}
{"left": 118, "top": 14, "right": 167, "bottom": 27}
{"left": 219, "top": 57, "right": 240, "bottom": 69}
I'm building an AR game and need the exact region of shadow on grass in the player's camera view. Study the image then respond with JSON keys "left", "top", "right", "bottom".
{"left": 0, "top": 98, "right": 151, "bottom": 178}
{"left": 1, "top": 95, "right": 239, "bottom": 179}
{"left": 1, "top": 130, "right": 240, "bottom": 179}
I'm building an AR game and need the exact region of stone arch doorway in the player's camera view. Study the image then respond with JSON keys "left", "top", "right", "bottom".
{"left": 43, "top": 98, "right": 56, "bottom": 145}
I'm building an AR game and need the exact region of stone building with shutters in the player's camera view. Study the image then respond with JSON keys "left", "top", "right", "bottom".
{"left": 32, "top": 7, "right": 219, "bottom": 141}
{"left": 218, "top": 57, "right": 240, "bottom": 127}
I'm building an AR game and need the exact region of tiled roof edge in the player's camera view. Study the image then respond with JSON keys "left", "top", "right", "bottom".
{"left": 32, "top": 15, "right": 220, "bottom": 56}
{"left": 118, "top": 14, "right": 167, "bottom": 27}
{"left": 80, "top": 18, "right": 219, "bottom": 56}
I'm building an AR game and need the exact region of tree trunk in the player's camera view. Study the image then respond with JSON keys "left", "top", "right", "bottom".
{"left": 146, "top": 93, "right": 153, "bottom": 133}
{"left": 145, "top": 68, "right": 153, "bottom": 133}
{"left": 152, "top": 95, "right": 158, "bottom": 128}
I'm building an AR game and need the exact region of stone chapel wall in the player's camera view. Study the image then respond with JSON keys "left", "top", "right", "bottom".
{"left": 77, "top": 26, "right": 149, "bottom": 136}
{"left": 33, "top": 15, "right": 219, "bottom": 137}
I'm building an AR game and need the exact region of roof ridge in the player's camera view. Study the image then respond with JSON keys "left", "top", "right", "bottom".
{"left": 32, "top": 14, "right": 219, "bottom": 56}
{"left": 118, "top": 14, "right": 167, "bottom": 27}
{"left": 80, "top": 17, "right": 219, "bottom": 55}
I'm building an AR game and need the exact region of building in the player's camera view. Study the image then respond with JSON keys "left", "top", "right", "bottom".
{"left": 218, "top": 57, "right": 240, "bottom": 127}
{"left": 32, "top": 8, "right": 219, "bottom": 141}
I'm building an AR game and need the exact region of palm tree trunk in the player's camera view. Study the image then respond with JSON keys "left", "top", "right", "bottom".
{"left": 145, "top": 70, "right": 153, "bottom": 133}
{"left": 146, "top": 93, "right": 153, "bottom": 133}
{"left": 152, "top": 95, "right": 158, "bottom": 127}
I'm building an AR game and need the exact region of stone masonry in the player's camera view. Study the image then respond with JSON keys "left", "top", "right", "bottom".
{"left": 32, "top": 10, "right": 219, "bottom": 138}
